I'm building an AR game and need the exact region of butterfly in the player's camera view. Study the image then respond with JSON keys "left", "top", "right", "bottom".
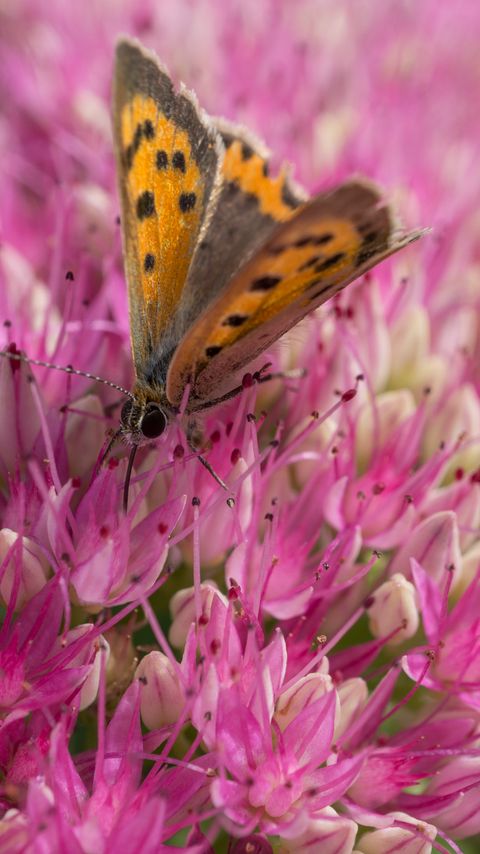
{"left": 112, "top": 36, "right": 422, "bottom": 475}
{"left": 1, "top": 37, "right": 423, "bottom": 507}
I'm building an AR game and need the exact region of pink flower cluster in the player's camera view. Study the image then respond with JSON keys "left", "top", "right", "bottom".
{"left": 0, "top": 1, "right": 479, "bottom": 852}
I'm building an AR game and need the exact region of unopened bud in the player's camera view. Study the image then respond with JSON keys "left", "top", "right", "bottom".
{"left": 169, "top": 582, "right": 227, "bottom": 648}
{"left": 389, "top": 304, "right": 430, "bottom": 389}
{"left": 275, "top": 673, "right": 337, "bottom": 731}
{"left": 422, "top": 756, "right": 480, "bottom": 837}
{"left": 356, "top": 390, "right": 416, "bottom": 471}
{"left": 135, "top": 651, "right": 184, "bottom": 729}
{"left": 276, "top": 807, "right": 357, "bottom": 853}
{"left": 423, "top": 383, "right": 480, "bottom": 477}
{"left": 79, "top": 635, "right": 109, "bottom": 711}
{"left": 104, "top": 627, "right": 137, "bottom": 691}
{"left": 65, "top": 394, "right": 105, "bottom": 477}
{"left": 367, "top": 574, "right": 418, "bottom": 644}
{"left": 0, "top": 529, "right": 48, "bottom": 609}
{"left": 357, "top": 811, "right": 436, "bottom": 853}
{"left": 335, "top": 678, "right": 368, "bottom": 739}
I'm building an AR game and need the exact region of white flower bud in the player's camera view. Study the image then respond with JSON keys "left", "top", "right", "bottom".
{"left": 335, "top": 678, "right": 368, "bottom": 739}
{"left": 104, "top": 627, "right": 137, "bottom": 690}
{"left": 77, "top": 633, "right": 110, "bottom": 711}
{"left": 423, "top": 383, "right": 480, "bottom": 477}
{"left": 73, "top": 183, "right": 114, "bottom": 257}
{"left": 55, "top": 625, "right": 109, "bottom": 711}
{"left": 356, "top": 390, "right": 416, "bottom": 472}
{"left": 408, "top": 354, "right": 447, "bottom": 403}
{"left": 357, "top": 812, "right": 436, "bottom": 853}
{"left": 460, "top": 540, "right": 480, "bottom": 593}
{"left": 0, "top": 529, "right": 48, "bottom": 609}
{"left": 388, "top": 510, "right": 461, "bottom": 588}
{"left": 275, "top": 673, "right": 337, "bottom": 731}
{"left": 65, "top": 394, "right": 105, "bottom": 477}
{"left": 368, "top": 574, "right": 419, "bottom": 645}
{"left": 135, "top": 651, "right": 184, "bottom": 729}
{"left": 277, "top": 806, "right": 357, "bottom": 853}
{"left": 287, "top": 415, "right": 337, "bottom": 488}
{"left": 389, "top": 304, "right": 430, "bottom": 389}
{"left": 169, "top": 582, "right": 227, "bottom": 648}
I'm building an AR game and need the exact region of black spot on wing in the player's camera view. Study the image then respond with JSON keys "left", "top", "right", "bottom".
{"left": 156, "top": 150, "right": 168, "bottom": 169}
{"left": 314, "top": 252, "right": 346, "bottom": 273}
{"left": 308, "top": 282, "right": 335, "bottom": 300}
{"left": 250, "top": 275, "right": 282, "bottom": 292}
{"left": 143, "top": 119, "right": 155, "bottom": 139}
{"left": 172, "top": 150, "right": 186, "bottom": 172}
{"left": 281, "top": 180, "right": 302, "bottom": 210}
{"left": 144, "top": 253, "right": 155, "bottom": 272}
{"left": 222, "top": 314, "right": 248, "bottom": 327}
{"left": 298, "top": 255, "right": 321, "bottom": 272}
{"left": 241, "top": 142, "right": 254, "bottom": 160}
{"left": 137, "top": 191, "right": 156, "bottom": 220}
{"left": 356, "top": 229, "right": 385, "bottom": 265}
{"left": 179, "top": 192, "right": 197, "bottom": 212}
{"left": 269, "top": 232, "right": 335, "bottom": 256}
{"left": 133, "top": 124, "right": 143, "bottom": 151}
{"left": 295, "top": 233, "right": 335, "bottom": 247}
{"left": 357, "top": 246, "right": 378, "bottom": 265}
{"left": 205, "top": 345, "right": 222, "bottom": 358}
{"left": 125, "top": 145, "right": 134, "bottom": 169}
{"left": 313, "top": 233, "right": 335, "bottom": 246}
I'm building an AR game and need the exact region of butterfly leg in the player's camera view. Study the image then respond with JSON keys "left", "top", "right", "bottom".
{"left": 254, "top": 363, "right": 307, "bottom": 387}
{"left": 191, "top": 365, "right": 307, "bottom": 413}
{"left": 193, "top": 448, "right": 229, "bottom": 490}
{"left": 185, "top": 418, "right": 229, "bottom": 491}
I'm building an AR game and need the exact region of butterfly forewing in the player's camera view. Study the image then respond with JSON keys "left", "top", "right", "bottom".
{"left": 113, "top": 39, "right": 223, "bottom": 382}
{"left": 167, "top": 179, "right": 423, "bottom": 406}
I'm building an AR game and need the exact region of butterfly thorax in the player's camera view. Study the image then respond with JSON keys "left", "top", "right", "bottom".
{"left": 120, "top": 382, "right": 175, "bottom": 445}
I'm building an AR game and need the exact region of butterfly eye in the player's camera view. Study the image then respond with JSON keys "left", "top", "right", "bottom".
{"left": 140, "top": 404, "right": 168, "bottom": 439}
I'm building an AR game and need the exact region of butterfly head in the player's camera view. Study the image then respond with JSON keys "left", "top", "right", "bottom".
{"left": 120, "top": 392, "right": 171, "bottom": 445}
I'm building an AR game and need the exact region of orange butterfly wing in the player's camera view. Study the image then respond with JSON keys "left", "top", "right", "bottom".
{"left": 113, "top": 39, "right": 223, "bottom": 381}
{"left": 167, "top": 179, "right": 424, "bottom": 407}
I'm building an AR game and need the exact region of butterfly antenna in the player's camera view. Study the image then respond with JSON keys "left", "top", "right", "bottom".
{"left": 123, "top": 444, "right": 138, "bottom": 512}
{"left": 0, "top": 346, "right": 134, "bottom": 399}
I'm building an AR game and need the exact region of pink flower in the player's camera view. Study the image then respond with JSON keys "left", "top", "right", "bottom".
{"left": 211, "top": 687, "right": 363, "bottom": 836}
{"left": 404, "top": 559, "right": 480, "bottom": 709}
{"left": 0, "top": 580, "right": 100, "bottom": 727}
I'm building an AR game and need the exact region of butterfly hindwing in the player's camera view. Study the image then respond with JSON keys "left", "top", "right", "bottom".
{"left": 167, "top": 179, "right": 423, "bottom": 406}
{"left": 113, "top": 38, "right": 223, "bottom": 383}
